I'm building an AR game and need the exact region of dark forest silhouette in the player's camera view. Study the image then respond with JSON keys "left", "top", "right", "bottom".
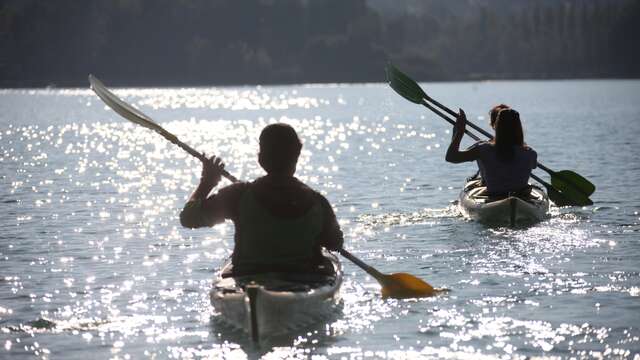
{"left": 1, "top": 0, "right": 638, "bottom": 87}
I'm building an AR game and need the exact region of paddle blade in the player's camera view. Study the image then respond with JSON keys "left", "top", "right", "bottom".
{"left": 380, "top": 273, "right": 445, "bottom": 299}
{"left": 89, "top": 75, "right": 169, "bottom": 136}
{"left": 546, "top": 186, "right": 573, "bottom": 207}
{"left": 546, "top": 183, "right": 593, "bottom": 207}
{"left": 551, "top": 170, "right": 596, "bottom": 196}
{"left": 386, "top": 63, "right": 427, "bottom": 104}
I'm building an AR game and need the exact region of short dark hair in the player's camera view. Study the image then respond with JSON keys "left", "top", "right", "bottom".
{"left": 259, "top": 123, "right": 302, "bottom": 173}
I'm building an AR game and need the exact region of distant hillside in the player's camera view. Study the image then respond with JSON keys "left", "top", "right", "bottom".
{"left": 1, "top": 0, "right": 638, "bottom": 87}
{"left": 367, "top": 0, "right": 640, "bottom": 81}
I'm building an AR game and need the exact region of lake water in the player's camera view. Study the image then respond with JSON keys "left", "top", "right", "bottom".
{"left": 1, "top": 80, "right": 639, "bottom": 359}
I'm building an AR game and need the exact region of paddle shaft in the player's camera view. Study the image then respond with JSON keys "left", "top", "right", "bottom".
{"left": 420, "top": 99, "right": 553, "bottom": 190}
{"left": 138, "top": 125, "right": 239, "bottom": 183}
{"left": 161, "top": 132, "right": 239, "bottom": 183}
{"left": 90, "top": 75, "right": 238, "bottom": 183}
{"left": 339, "top": 249, "right": 385, "bottom": 280}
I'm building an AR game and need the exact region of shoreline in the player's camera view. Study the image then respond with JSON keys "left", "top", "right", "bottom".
{"left": 1, "top": 75, "right": 639, "bottom": 90}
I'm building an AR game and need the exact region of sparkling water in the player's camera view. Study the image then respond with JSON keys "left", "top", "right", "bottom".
{"left": 1, "top": 80, "right": 639, "bottom": 359}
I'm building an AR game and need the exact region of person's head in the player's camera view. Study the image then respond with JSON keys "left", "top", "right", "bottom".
{"left": 489, "top": 104, "right": 510, "bottom": 129}
{"left": 258, "top": 123, "right": 302, "bottom": 175}
{"left": 493, "top": 108, "right": 525, "bottom": 162}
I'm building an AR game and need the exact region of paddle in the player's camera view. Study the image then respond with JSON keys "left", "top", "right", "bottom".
{"left": 88, "top": 75, "right": 238, "bottom": 182}
{"left": 386, "top": 64, "right": 595, "bottom": 198}
{"left": 89, "top": 74, "right": 443, "bottom": 299}
{"left": 339, "top": 249, "right": 443, "bottom": 298}
{"left": 385, "top": 64, "right": 594, "bottom": 206}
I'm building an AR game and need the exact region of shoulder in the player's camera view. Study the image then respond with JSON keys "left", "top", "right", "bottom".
{"left": 465, "top": 141, "right": 492, "bottom": 159}
{"left": 295, "top": 178, "right": 333, "bottom": 207}
{"left": 520, "top": 145, "right": 537, "bottom": 167}
{"left": 468, "top": 141, "right": 492, "bottom": 151}
{"left": 311, "top": 190, "right": 337, "bottom": 224}
{"left": 472, "top": 140, "right": 491, "bottom": 147}
{"left": 217, "top": 181, "right": 251, "bottom": 197}
{"left": 214, "top": 182, "right": 251, "bottom": 206}
{"left": 314, "top": 190, "right": 332, "bottom": 208}
{"left": 522, "top": 145, "right": 537, "bottom": 156}
{"left": 290, "top": 177, "right": 315, "bottom": 193}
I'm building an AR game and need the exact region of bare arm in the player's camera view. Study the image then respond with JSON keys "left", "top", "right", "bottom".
{"left": 180, "top": 155, "right": 226, "bottom": 228}
{"left": 445, "top": 109, "right": 481, "bottom": 163}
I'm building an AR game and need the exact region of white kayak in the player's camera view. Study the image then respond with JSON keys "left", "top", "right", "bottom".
{"left": 458, "top": 178, "right": 550, "bottom": 226}
{"left": 210, "top": 250, "right": 342, "bottom": 341}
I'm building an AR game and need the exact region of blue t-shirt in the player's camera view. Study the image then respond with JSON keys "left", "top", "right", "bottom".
{"left": 472, "top": 141, "right": 537, "bottom": 194}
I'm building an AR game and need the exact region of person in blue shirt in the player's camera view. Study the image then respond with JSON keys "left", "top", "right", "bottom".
{"left": 445, "top": 107, "right": 537, "bottom": 195}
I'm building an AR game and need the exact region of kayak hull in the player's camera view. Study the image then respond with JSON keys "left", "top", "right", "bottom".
{"left": 210, "top": 251, "right": 342, "bottom": 341}
{"left": 458, "top": 179, "right": 550, "bottom": 226}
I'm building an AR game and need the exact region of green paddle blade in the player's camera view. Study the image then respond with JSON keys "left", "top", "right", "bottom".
{"left": 546, "top": 185, "right": 578, "bottom": 207}
{"left": 551, "top": 170, "right": 596, "bottom": 196}
{"left": 386, "top": 63, "right": 427, "bottom": 104}
{"left": 546, "top": 183, "right": 593, "bottom": 207}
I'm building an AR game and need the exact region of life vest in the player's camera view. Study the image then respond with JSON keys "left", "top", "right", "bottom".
{"left": 233, "top": 188, "right": 323, "bottom": 269}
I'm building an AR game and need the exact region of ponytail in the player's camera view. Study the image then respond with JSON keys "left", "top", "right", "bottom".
{"left": 493, "top": 109, "right": 524, "bottom": 162}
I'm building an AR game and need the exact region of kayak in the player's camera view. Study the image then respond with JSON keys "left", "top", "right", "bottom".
{"left": 458, "top": 178, "right": 550, "bottom": 226}
{"left": 210, "top": 250, "right": 342, "bottom": 341}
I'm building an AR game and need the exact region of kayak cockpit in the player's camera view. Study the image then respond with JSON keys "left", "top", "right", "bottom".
{"left": 459, "top": 178, "right": 550, "bottom": 226}
{"left": 210, "top": 251, "right": 342, "bottom": 342}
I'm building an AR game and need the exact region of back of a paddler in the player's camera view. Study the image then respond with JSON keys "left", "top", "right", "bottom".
{"left": 180, "top": 123, "right": 343, "bottom": 276}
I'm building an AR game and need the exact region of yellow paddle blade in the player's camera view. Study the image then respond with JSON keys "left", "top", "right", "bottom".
{"left": 337, "top": 249, "right": 447, "bottom": 299}
{"left": 380, "top": 273, "right": 447, "bottom": 299}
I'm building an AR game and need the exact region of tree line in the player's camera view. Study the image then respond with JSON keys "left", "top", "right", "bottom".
{"left": 0, "top": 0, "right": 638, "bottom": 87}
